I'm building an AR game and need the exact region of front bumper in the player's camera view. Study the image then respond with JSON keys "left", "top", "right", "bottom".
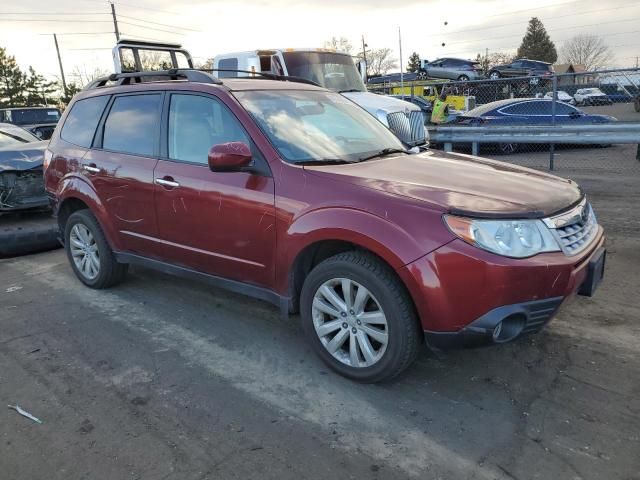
{"left": 398, "top": 228, "right": 605, "bottom": 344}
{"left": 0, "top": 169, "right": 49, "bottom": 211}
{"left": 424, "top": 296, "right": 563, "bottom": 349}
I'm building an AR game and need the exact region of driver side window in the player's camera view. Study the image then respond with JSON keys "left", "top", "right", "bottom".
{"left": 168, "top": 94, "right": 250, "bottom": 164}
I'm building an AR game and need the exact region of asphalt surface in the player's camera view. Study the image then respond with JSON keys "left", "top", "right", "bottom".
{"left": 1, "top": 120, "right": 640, "bottom": 479}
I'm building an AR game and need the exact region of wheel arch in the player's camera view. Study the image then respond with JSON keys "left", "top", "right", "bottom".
{"left": 282, "top": 208, "right": 428, "bottom": 314}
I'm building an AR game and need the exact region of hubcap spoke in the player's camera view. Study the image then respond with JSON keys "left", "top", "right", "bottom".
{"left": 313, "top": 297, "right": 341, "bottom": 318}
{"left": 349, "top": 333, "right": 360, "bottom": 367}
{"left": 326, "top": 328, "right": 349, "bottom": 354}
{"left": 360, "top": 324, "right": 388, "bottom": 344}
{"left": 315, "top": 319, "right": 343, "bottom": 337}
{"left": 320, "top": 285, "right": 347, "bottom": 312}
{"left": 352, "top": 285, "right": 369, "bottom": 314}
{"left": 341, "top": 278, "right": 353, "bottom": 309}
{"left": 359, "top": 311, "right": 386, "bottom": 325}
{"left": 356, "top": 330, "right": 376, "bottom": 365}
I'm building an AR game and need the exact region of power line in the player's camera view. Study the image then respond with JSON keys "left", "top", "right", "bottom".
{"left": 117, "top": 14, "right": 200, "bottom": 32}
{"left": 114, "top": 1, "right": 182, "bottom": 16}
{"left": 0, "top": 18, "right": 111, "bottom": 23}
{"left": 39, "top": 32, "right": 115, "bottom": 35}
{"left": 444, "top": 18, "right": 640, "bottom": 48}
{"left": 118, "top": 20, "right": 184, "bottom": 36}
{"left": 434, "top": 4, "right": 635, "bottom": 38}
{"left": 0, "top": 12, "right": 108, "bottom": 15}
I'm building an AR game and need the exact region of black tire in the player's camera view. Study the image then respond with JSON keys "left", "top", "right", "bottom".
{"left": 457, "top": 75, "right": 470, "bottom": 81}
{"left": 64, "top": 209, "right": 128, "bottom": 289}
{"left": 300, "top": 251, "right": 421, "bottom": 383}
{"left": 489, "top": 70, "right": 501, "bottom": 79}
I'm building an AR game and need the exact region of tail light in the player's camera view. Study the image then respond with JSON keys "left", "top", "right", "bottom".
{"left": 43, "top": 148, "right": 53, "bottom": 170}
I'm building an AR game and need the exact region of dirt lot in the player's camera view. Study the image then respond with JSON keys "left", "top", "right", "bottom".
{"left": 1, "top": 142, "right": 639, "bottom": 479}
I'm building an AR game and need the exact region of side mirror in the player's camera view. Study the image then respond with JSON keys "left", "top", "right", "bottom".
{"left": 208, "top": 142, "right": 252, "bottom": 171}
{"left": 357, "top": 59, "right": 367, "bottom": 82}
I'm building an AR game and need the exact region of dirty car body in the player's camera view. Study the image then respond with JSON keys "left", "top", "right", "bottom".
{"left": 0, "top": 123, "right": 48, "bottom": 211}
{"left": 45, "top": 74, "right": 605, "bottom": 382}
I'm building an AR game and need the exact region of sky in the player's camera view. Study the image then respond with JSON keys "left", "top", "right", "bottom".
{"left": 1, "top": 0, "right": 639, "bottom": 86}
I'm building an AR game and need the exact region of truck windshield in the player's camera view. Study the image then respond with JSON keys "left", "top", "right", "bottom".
{"left": 282, "top": 52, "right": 366, "bottom": 93}
{"left": 235, "top": 90, "right": 405, "bottom": 164}
{"left": 5, "top": 109, "right": 61, "bottom": 125}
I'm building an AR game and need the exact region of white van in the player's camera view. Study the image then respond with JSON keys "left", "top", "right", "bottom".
{"left": 213, "top": 49, "right": 427, "bottom": 146}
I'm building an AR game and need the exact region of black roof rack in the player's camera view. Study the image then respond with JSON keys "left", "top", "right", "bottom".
{"left": 85, "top": 69, "right": 222, "bottom": 89}
{"left": 204, "top": 69, "right": 321, "bottom": 87}
{"left": 85, "top": 68, "right": 321, "bottom": 90}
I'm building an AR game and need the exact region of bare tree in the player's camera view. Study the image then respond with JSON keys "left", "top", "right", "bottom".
{"left": 560, "top": 34, "right": 614, "bottom": 70}
{"left": 475, "top": 51, "right": 516, "bottom": 75}
{"left": 364, "top": 48, "right": 398, "bottom": 76}
{"left": 70, "top": 65, "right": 110, "bottom": 87}
{"left": 324, "top": 36, "right": 353, "bottom": 54}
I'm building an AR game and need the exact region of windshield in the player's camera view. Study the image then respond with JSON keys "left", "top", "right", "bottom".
{"left": 0, "top": 125, "right": 39, "bottom": 148}
{"left": 282, "top": 51, "right": 366, "bottom": 93}
{"left": 235, "top": 90, "right": 405, "bottom": 164}
{"left": 4, "top": 108, "right": 61, "bottom": 125}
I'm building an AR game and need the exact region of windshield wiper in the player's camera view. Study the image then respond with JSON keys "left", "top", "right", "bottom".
{"left": 296, "top": 158, "right": 358, "bottom": 166}
{"left": 358, "top": 148, "right": 409, "bottom": 162}
{"left": 338, "top": 89, "right": 364, "bottom": 93}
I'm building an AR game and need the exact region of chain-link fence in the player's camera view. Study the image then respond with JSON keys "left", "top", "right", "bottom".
{"left": 368, "top": 67, "right": 640, "bottom": 174}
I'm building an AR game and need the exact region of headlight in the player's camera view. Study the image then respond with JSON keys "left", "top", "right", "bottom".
{"left": 444, "top": 215, "right": 560, "bottom": 258}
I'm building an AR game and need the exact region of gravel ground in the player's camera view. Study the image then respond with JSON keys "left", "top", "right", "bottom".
{"left": 1, "top": 127, "right": 639, "bottom": 479}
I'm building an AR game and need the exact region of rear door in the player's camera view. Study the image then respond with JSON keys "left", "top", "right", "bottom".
{"left": 153, "top": 92, "right": 276, "bottom": 287}
{"left": 86, "top": 92, "right": 163, "bottom": 256}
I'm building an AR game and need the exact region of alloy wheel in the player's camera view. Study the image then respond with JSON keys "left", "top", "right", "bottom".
{"left": 69, "top": 223, "right": 100, "bottom": 280}
{"left": 311, "top": 278, "right": 389, "bottom": 368}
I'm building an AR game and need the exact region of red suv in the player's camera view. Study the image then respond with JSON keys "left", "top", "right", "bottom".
{"left": 45, "top": 70, "right": 605, "bottom": 382}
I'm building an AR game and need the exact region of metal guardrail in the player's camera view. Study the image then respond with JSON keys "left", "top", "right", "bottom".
{"left": 428, "top": 123, "right": 640, "bottom": 169}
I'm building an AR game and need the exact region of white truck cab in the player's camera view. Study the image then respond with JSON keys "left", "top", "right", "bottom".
{"left": 213, "top": 49, "right": 427, "bottom": 146}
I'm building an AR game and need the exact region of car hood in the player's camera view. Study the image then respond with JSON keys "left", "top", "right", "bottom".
{"left": 0, "top": 140, "right": 47, "bottom": 172}
{"left": 303, "top": 150, "right": 582, "bottom": 218}
{"left": 341, "top": 91, "right": 421, "bottom": 115}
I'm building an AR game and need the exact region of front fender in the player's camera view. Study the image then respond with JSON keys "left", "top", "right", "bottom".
{"left": 277, "top": 206, "right": 446, "bottom": 293}
{"left": 57, "top": 174, "right": 121, "bottom": 250}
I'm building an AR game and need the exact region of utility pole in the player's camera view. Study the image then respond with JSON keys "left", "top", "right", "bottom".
{"left": 398, "top": 27, "right": 404, "bottom": 99}
{"left": 361, "top": 35, "right": 368, "bottom": 80}
{"left": 111, "top": 2, "right": 120, "bottom": 41}
{"left": 53, "top": 34, "right": 68, "bottom": 97}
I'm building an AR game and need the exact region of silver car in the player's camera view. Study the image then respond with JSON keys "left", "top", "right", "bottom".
{"left": 418, "top": 58, "right": 484, "bottom": 81}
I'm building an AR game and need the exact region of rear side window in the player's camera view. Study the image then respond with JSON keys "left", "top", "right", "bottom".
{"left": 60, "top": 96, "right": 109, "bottom": 147}
{"left": 103, "top": 94, "right": 161, "bottom": 156}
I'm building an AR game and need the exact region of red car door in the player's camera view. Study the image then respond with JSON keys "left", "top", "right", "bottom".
{"left": 153, "top": 92, "right": 276, "bottom": 287}
{"left": 85, "top": 92, "right": 163, "bottom": 257}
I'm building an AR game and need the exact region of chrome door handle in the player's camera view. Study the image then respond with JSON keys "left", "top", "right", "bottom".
{"left": 155, "top": 178, "right": 180, "bottom": 188}
{"left": 82, "top": 165, "right": 100, "bottom": 173}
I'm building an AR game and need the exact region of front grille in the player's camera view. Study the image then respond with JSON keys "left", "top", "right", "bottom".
{"left": 386, "top": 111, "right": 426, "bottom": 146}
{"left": 545, "top": 202, "right": 598, "bottom": 256}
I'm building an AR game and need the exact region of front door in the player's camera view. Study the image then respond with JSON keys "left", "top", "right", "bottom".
{"left": 153, "top": 92, "right": 276, "bottom": 287}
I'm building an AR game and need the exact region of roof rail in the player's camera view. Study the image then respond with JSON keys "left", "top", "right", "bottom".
{"left": 85, "top": 69, "right": 222, "bottom": 89}
{"left": 204, "top": 68, "right": 321, "bottom": 87}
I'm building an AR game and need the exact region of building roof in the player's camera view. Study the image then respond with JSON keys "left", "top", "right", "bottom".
{"left": 554, "top": 64, "right": 587, "bottom": 74}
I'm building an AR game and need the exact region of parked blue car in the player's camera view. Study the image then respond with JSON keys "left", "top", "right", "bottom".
{"left": 456, "top": 98, "right": 616, "bottom": 126}
{"left": 454, "top": 98, "right": 617, "bottom": 154}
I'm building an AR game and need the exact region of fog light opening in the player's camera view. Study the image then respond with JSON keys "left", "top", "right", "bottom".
{"left": 492, "top": 314, "right": 526, "bottom": 343}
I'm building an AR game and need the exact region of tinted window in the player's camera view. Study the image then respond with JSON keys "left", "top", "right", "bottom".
{"left": 168, "top": 94, "right": 249, "bottom": 164}
{"left": 555, "top": 103, "right": 578, "bottom": 115}
{"left": 501, "top": 101, "right": 551, "bottom": 115}
{"left": 103, "top": 94, "right": 161, "bottom": 156}
{"left": 217, "top": 58, "right": 238, "bottom": 78}
{"left": 61, "top": 96, "right": 109, "bottom": 147}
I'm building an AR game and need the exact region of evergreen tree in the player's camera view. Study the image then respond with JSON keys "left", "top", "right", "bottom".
{"left": 0, "top": 47, "right": 27, "bottom": 107}
{"left": 406, "top": 52, "right": 421, "bottom": 73}
{"left": 24, "top": 66, "right": 58, "bottom": 106}
{"left": 517, "top": 17, "right": 557, "bottom": 63}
